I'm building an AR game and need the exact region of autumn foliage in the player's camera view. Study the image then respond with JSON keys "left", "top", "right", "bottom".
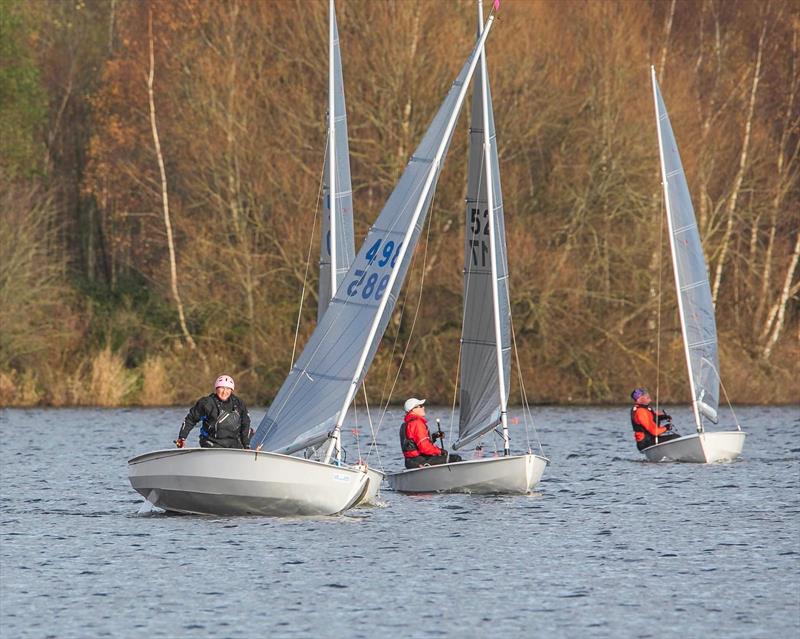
{"left": 1, "top": 0, "right": 797, "bottom": 407}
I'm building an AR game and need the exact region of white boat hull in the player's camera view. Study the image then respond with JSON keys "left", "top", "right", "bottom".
{"left": 128, "top": 448, "right": 370, "bottom": 516}
{"left": 642, "top": 431, "right": 746, "bottom": 463}
{"left": 386, "top": 454, "right": 548, "bottom": 494}
{"left": 354, "top": 465, "right": 385, "bottom": 506}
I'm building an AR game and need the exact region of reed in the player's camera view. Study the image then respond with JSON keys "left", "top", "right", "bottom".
{"left": 0, "top": 370, "right": 41, "bottom": 406}
{"left": 89, "top": 347, "right": 137, "bottom": 407}
{"left": 138, "top": 356, "right": 173, "bottom": 406}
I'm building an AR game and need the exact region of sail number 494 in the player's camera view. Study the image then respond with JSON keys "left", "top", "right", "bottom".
{"left": 347, "top": 239, "right": 403, "bottom": 300}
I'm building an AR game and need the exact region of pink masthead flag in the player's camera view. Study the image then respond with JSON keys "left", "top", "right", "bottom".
{"left": 493, "top": 0, "right": 501, "bottom": 11}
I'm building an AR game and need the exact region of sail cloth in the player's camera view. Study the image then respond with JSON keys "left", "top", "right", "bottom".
{"left": 455, "top": 40, "right": 510, "bottom": 451}
{"left": 652, "top": 70, "right": 720, "bottom": 424}
{"left": 253, "top": 31, "right": 494, "bottom": 455}
{"left": 318, "top": 4, "right": 356, "bottom": 321}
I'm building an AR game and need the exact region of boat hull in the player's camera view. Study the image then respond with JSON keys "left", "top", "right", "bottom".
{"left": 354, "top": 465, "right": 385, "bottom": 506}
{"left": 386, "top": 454, "right": 548, "bottom": 494}
{"left": 642, "top": 431, "right": 746, "bottom": 463}
{"left": 128, "top": 448, "right": 369, "bottom": 516}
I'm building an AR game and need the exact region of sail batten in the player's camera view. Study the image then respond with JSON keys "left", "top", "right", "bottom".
{"left": 253, "top": 21, "right": 496, "bottom": 455}
{"left": 651, "top": 67, "right": 720, "bottom": 431}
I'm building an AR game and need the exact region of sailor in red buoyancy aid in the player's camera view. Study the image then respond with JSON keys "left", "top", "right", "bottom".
{"left": 399, "top": 398, "right": 463, "bottom": 469}
{"left": 629, "top": 387, "right": 681, "bottom": 451}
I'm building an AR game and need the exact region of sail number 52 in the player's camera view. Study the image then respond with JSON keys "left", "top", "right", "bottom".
{"left": 347, "top": 239, "right": 402, "bottom": 300}
{"left": 469, "top": 207, "right": 490, "bottom": 267}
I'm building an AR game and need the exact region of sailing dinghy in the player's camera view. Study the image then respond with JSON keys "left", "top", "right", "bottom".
{"left": 642, "top": 67, "right": 745, "bottom": 463}
{"left": 387, "top": 2, "right": 548, "bottom": 494}
{"left": 128, "top": 9, "right": 498, "bottom": 516}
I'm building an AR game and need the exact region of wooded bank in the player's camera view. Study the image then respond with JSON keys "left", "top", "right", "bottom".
{"left": 1, "top": 0, "right": 797, "bottom": 408}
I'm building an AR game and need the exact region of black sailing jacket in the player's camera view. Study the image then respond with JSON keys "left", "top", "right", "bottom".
{"left": 178, "top": 393, "right": 251, "bottom": 449}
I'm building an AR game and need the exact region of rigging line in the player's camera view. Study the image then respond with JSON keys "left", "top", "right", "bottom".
{"left": 714, "top": 365, "right": 741, "bottom": 431}
{"left": 352, "top": 390, "right": 362, "bottom": 463}
{"left": 370, "top": 173, "right": 442, "bottom": 449}
{"left": 448, "top": 333, "right": 463, "bottom": 442}
{"left": 511, "top": 319, "right": 532, "bottom": 452}
{"left": 503, "top": 229, "right": 544, "bottom": 456}
{"left": 360, "top": 383, "right": 384, "bottom": 470}
{"left": 289, "top": 130, "right": 327, "bottom": 372}
{"left": 655, "top": 181, "right": 665, "bottom": 414}
{"left": 500, "top": 203, "right": 543, "bottom": 456}
{"left": 510, "top": 311, "right": 542, "bottom": 455}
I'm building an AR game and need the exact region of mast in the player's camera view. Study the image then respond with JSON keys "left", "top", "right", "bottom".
{"left": 323, "top": 15, "right": 497, "bottom": 464}
{"left": 651, "top": 66, "right": 703, "bottom": 433}
{"left": 478, "top": 0, "right": 510, "bottom": 456}
{"left": 328, "top": 0, "right": 338, "bottom": 303}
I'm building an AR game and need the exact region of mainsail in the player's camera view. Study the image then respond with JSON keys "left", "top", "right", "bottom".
{"left": 455, "top": 10, "right": 510, "bottom": 451}
{"left": 318, "top": 0, "right": 356, "bottom": 321}
{"left": 253, "top": 20, "right": 497, "bottom": 455}
{"left": 651, "top": 67, "right": 720, "bottom": 426}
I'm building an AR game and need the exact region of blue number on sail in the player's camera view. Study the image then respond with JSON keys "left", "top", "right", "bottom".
{"left": 378, "top": 241, "right": 395, "bottom": 267}
{"left": 347, "top": 239, "right": 403, "bottom": 300}
{"left": 347, "top": 270, "right": 366, "bottom": 296}
{"left": 365, "top": 239, "right": 381, "bottom": 264}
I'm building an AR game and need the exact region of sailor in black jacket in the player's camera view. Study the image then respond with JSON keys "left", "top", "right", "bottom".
{"left": 175, "top": 374, "right": 251, "bottom": 449}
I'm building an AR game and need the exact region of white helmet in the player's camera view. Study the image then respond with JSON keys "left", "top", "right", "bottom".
{"left": 403, "top": 397, "right": 426, "bottom": 413}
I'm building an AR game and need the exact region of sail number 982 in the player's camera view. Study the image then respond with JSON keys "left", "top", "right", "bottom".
{"left": 347, "top": 239, "right": 402, "bottom": 300}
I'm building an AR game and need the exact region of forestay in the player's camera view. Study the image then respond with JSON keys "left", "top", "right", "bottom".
{"left": 455, "top": 34, "right": 510, "bottom": 451}
{"left": 253, "top": 29, "right": 495, "bottom": 455}
{"left": 652, "top": 70, "right": 720, "bottom": 425}
{"left": 318, "top": 2, "right": 355, "bottom": 321}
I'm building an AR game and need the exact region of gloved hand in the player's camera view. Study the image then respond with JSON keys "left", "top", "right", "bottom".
{"left": 175, "top": 438, "right": 185, "bottom": 448}
{"left": 431, "top": 431, "right": 442, "bottom": 441}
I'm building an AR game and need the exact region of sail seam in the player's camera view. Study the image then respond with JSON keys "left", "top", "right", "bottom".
{"left": 688, "top": 338, "right": 716, "bottom": 348}
{"left": 461, "top": 338, "right": 498, "bottom": 347}
{"left": 294, "top": 371, "right": 352, "bottom": 382}
{"left": 328, "top": 298, "right": 383, "bottom": 311}
{"left": 679, "top": 280, "right": 704, "bottom": 292}
{"left": 673, "top": 222, "right": 697, "bottom": 234}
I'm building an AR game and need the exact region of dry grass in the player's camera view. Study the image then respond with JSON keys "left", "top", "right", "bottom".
{"left": 88, "top": 347, "right": 137, "bottom": 407}
{"left": 0, "top": 370, "right": 41, "bottom": 406}
{"left": 138, "top": 356, "right": 173, "bottom": 406}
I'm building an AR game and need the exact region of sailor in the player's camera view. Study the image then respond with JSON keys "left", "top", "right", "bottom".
{"left": 629, "top": 387, "right": 680, "bottom": 451}
{"left": 399, "top": 398, "right": 462, "bottom": 469}
{"left": 175, "top": 374, "right": 251, "bottom": 449}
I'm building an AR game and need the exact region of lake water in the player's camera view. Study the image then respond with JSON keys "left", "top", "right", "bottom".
{"left": 1, "top": 405, "right": 798, "bottom": 638}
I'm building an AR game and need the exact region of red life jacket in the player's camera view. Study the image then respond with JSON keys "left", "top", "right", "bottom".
{"left": 630, "top": 404, "right": 658, "bottom": 450}
{"left": 399, "top": 414, "right": 442, "bottom": 458}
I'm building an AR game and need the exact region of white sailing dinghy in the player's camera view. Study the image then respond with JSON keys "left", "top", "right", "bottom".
{"left": 128, "top": 11, "right": 498, "bottom": 516}
{"left": 388, "top": 2, "right": 548, "bottom": 494}
{"left": 643, "top": 67, "right": 745, "bottom": 463}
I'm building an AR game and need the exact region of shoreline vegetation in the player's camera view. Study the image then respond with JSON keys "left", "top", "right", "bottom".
{"left": 1, "top": 1, "right": 798, "bottom": 409}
